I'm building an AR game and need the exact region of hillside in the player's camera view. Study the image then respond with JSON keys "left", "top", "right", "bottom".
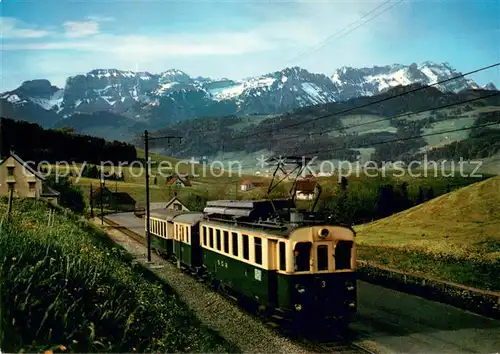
{"left": 150, "top": 87, "right": 500, "bottom": 168}
{"left": 355, "top": 176, "right": 500, "bottom": 290}
{"left": 0, "top": 198, "right": 235, "bottom": 352}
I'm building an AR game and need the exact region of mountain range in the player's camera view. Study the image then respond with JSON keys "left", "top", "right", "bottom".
{"left": 1, "top": 61, "right": 497, "bottom": 142}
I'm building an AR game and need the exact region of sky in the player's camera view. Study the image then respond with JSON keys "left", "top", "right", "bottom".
{"left": 1, "top": 0, "right": 499, "bottom": 91}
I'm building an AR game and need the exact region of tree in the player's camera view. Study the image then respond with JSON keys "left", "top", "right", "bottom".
{"left": 45, "top": 175, "right": 85, "bottom": 214}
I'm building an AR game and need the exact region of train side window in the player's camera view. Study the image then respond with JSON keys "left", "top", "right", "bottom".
{"left": 216, "top": 229, "right": 221, "bottom": 251}
{"left": 317, "top": 245, "right": 329, "bottom": 271}
{"left": 203, "top": 226, "right": 207, "bottom": 246}
{"left": 242, "top": 234, "right": 249, "bottom": 260}
{"left": 294, "top": 242, "right": 311, "bottom": 272}
{"left": 279, "top": 242, "right": 286, "bottom": 271}
{"left": 186, "top": 227, "right": 189, "bottom": 243}
{"left": 254, "top": 237, "right": 262, "bottom": 265}
{"left": 232, "top": 232, "right": 239, "bottom": 256}
{"left": 209, "top": 228, "right": 214, "bottom": 248}
{"left": 223, "top": 231, "right": 229, "bottom": 253}
{"left": 335, "top": 241, "right": 353, "bottom": 270}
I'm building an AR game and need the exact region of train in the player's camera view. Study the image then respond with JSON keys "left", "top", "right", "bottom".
{"left": 145, "top": 198, "right": 357, "bottom": 326}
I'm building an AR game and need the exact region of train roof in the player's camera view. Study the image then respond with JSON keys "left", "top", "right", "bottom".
{"left": 173, "top": 212, "right": 204, "bottom": 226}
{"left": 150, "top": 209, "right": 186, "bottom": 221}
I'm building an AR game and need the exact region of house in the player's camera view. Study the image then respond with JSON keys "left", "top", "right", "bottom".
{"left": 167, "top": 175, "right": 192, "bottom": 188}
{"left": 240, "top": 180, "right": 253, "bottom": 191}
{"left": 91, "top": 186, "right": 136, "bottom": 211}
{"left": 165, "top": 195, "right": 190, "bottom": 211}
{"left": 0, "top": 151, "right": 59, "bottom": 204}
{"left": 295, "top": 179, "right": 318, "bottom": 200}
{"left": 240, "top": 180, "right": 266, "bottom": 191}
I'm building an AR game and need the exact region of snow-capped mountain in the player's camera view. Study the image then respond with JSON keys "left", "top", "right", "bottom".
{"left": 330, "top": 62, "right": 485, "bottom": 99}
{"left": 1, "top": 61, "right": 496, "bottom": 131}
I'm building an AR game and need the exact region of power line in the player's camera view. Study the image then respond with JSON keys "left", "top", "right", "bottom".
{"left": 303, "top": 119, "right": 500, "bottom": 158}
{"left": 225, "top": 62, "right": 500, "bottom": 143}
{"left": 210, "top": 90, "right": 500, "bottom": 171}
{"left": 252, "top": 89, "right": 500, "bottom": 144}
{"left": 286, "top": 0, "right": 399, "bottom": 65}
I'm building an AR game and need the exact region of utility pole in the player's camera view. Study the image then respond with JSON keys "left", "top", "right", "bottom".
{"left": 144, "top": 130, "right": 183, "bottom": 262}
{"left": 145, "top": 129, "right": 151, "bottom": 262}
{"left": 7, "top": 184, "right": 14, "bottom": 218}
{"left": 100, "top": 177, "right": 104, "bottom": 225}
{"left": 115, "top": 179, "right": 118, "bottom": 213}
{"left": 90, "top": 183, "right": 94, "bottom": 218}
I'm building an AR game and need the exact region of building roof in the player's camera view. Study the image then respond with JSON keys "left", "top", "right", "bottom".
{"left": 295, "top": 180, "right": 317, "bottom": 194}
{"left": 0, "top": 152, "right": 46, "bottom": 181}
{"left": 41, "top": 184, "right": 60, "bottom": 197}
{"left": 165, "top": 195, "right": 189, "bottom": 210}
{"left": 114, "top": 192, "right": 136, "bottom": 205}
{"left": 167, "top": 176, "right": 192, "bottom": 186}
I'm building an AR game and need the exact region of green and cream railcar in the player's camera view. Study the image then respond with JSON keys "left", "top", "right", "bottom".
{"left": 147, "top": 209, "right": 186, "bottom": 257}
{"left": 199, "top": 219, "right": 356, "bottom": 321}
{"left": 171, "top": 212, "right": 204, "bottom": 269}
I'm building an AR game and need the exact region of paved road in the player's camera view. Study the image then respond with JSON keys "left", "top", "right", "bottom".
{"left": 106, "top": 212, "right": 500, "bottom": 353}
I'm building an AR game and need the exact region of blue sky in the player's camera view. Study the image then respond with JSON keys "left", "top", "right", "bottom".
{"left": 1, "top": 0, "right": 499, "bottom": 91}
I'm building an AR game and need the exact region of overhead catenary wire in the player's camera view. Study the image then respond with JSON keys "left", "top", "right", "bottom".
{"left": 199, "top": 62, "right": 500, "bottom": 146}
{"left": 286, "top": 0, "right": 400, "bottom": 65}
{"left": 204, "top": 90, "right": 500, "bottom": 172}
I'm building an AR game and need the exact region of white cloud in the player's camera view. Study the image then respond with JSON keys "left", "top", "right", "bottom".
{"left": 1, "top": 1, "right": 416, "bottom": 88}
{"left": 0, "top": 17, "right": 52, "bottom": 38}
{"left": 63, "top": 20, "right": 100, "bottom": 38}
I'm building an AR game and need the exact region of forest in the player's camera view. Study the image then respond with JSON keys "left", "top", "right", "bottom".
{"left": 0, "top": 117, "right": 137, "bottom": 164}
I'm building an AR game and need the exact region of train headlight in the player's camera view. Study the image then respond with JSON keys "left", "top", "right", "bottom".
{"left": 294, "top": 304, "right": 303, "bottom": 311}
{"left": 319, "top": 228, "right": 329, "bottom": 239}
{"left": 348, "top": 301, "right": 356, "bottom": 308}
{"left": 295, "top": 284, "right": 306, "bottom": 294}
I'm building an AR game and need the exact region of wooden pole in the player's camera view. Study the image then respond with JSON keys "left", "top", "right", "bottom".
{"left": 7, "top": 185, "right": 14, "bottom": 217}
{"left": 145, "top": 130, "right": 151, "bottom": 262}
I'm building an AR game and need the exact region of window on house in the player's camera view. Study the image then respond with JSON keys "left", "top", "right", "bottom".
{"left": 279, "top": 242, "right": 286, "bottom": 271}
{"left": 203, "top": 226, "right": 207, "bottom": 246}
{"left": 242, "top": 234, "right": 249, "bottom": 260}
{"left": 209, "top": 228, "right": 214, "bottom": 248}
{"left": 232, "top": 232, "right": 238, "bottom": 256}
{"left": 223, "top": 231, "right": 229, "bottom": 253}
{"left": 216, "top": 229, "right": 221, "bottom": 250}
{"left": 254, "top": 237, "right": 262, "bottom": 265}
{"left": 7, "top": 167, "right": 14, "bottom": 176}
{"left": 317, "top": 245, "right": 329, "bottom": 271}
{"left": 28, "top": 182, "right": 36, "bottom": 191}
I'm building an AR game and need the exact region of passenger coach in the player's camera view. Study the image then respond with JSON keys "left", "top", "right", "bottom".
{"left": 146, "top": 199, "right": 357, "bottom": 325}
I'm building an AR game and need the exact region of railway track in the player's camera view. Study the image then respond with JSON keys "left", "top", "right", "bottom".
{"left": 101, "top": 217, "right": 376, "bottom": 354}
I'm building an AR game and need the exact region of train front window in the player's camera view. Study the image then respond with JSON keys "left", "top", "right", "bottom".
{"left": 209, "top": 228, "right": 214, "bottom": 248}
{"left": 279, "top": 242, "right": 286, "bottom": 271}
{"left": 203, "top": 226, "right": 207, "bottom": 245}
{"left": 294, "top": 242, "right": 311, "bottom": 272}
{"left": 335, "top": 241, "right": 353, "bottom": 270}
{"left": 317, "top": 245, "right": 328, "bottom": 271}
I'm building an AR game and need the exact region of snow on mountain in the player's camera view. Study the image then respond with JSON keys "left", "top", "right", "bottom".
{"left": 1, "top": 62, "right": 494, "bottom": 129}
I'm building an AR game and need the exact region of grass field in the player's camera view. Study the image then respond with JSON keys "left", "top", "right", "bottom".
{"left": 0, "top": 198, "right": 237, "bottom": 353}
{"left": 355, "top": 175, "right": 500, "bottom": 291}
